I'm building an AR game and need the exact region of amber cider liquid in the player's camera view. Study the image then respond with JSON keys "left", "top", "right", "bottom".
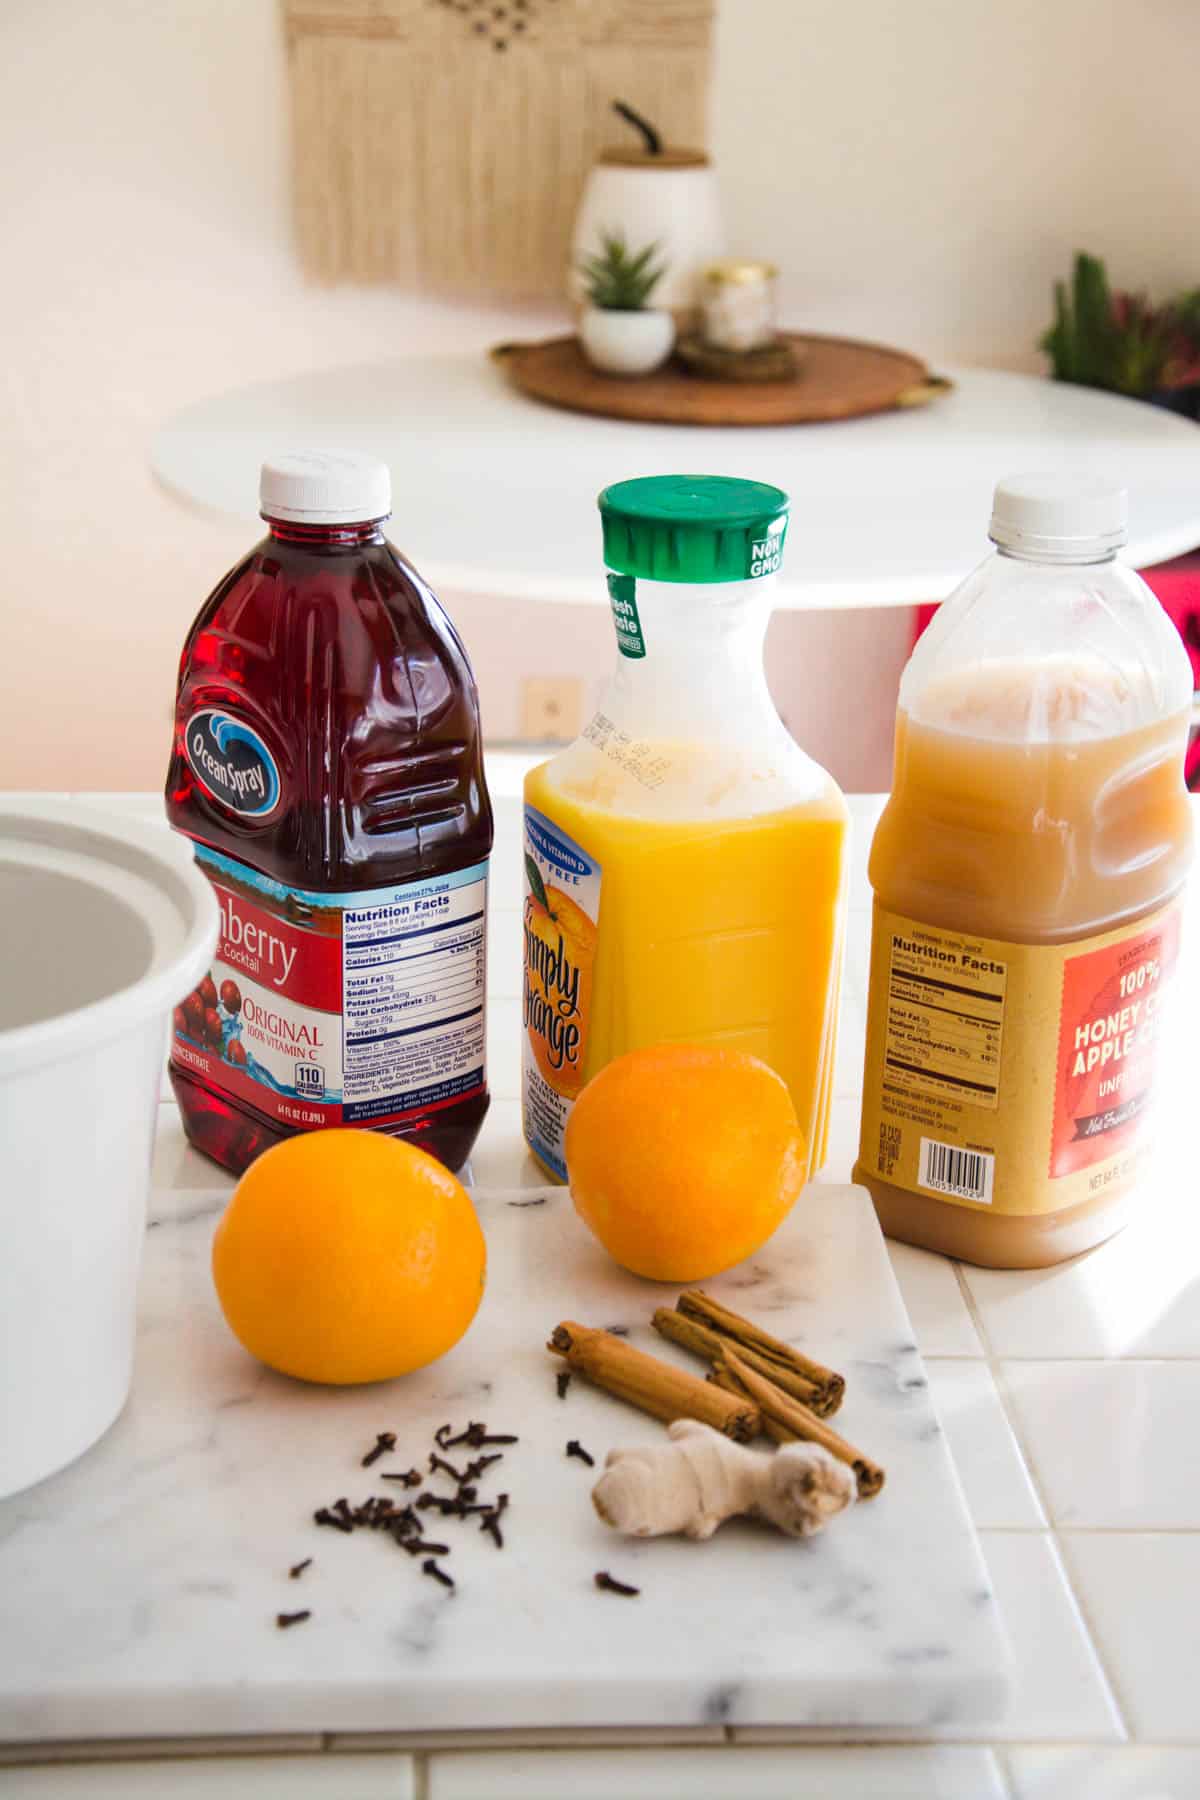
{"left": 854, "top": 658, "right": 1193, "bottom": 1267}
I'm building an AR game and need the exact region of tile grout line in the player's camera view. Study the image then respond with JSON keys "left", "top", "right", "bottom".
{"left": 1029, "top": 1353, "right": 1200, "bottom": 1361}
{"left": 975, "top": 1523, "right": 1200, "bottom": 1535}
{"left": 963, "top": 1278, "right": 1135, "bottom": 1756}
{"left": 952, "top": 1264, "right": 1056, "bottom": 1539}
{"left": 16, "top": 1731, "right": 1200, "bottom": 1763}
{"left": 950, "top": 1261, "right": 996, "bottom": 1363}
{"left": 1051, "top": 1524, "right": 1192, "bottom": 1748}
{"left": 952, "top": 1266, "right": 1130, "bottom": 1748}
{"left": 995, "top": 1744, "right": 1020, "bottom": 1800}
{"left": 952, "top": 1261, "right": 1133, "bottom": 1742}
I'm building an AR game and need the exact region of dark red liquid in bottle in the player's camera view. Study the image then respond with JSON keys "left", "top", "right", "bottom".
{"left": 166, "top": 493, "right": 493, "bottom": 1177}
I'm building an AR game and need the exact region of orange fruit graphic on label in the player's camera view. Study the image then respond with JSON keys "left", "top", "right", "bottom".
{"left": 211, "top": 1129, "right": 486, "bottom": 1385}
{"left": 523, "top": 862, "right": 598, "bottom": 1100}
{"left": 565, "top": 1043, "right": 806, "bottom": 1282}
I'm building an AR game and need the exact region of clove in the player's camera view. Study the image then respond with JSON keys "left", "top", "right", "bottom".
{"left": 313, "top": 1507, "right": 353, "bottom": 1535}
{"left": 594, "top": 1571, "right": 640, "bottom": 1598}
{"left": 361, "top": 1432, "right": 397, "bottom": 1468}
{"left": 437, "top": 1421, "right": 518, "bottom": 1450}
{"left": 380, "top": 1468, "right": 423, "bottom": 1488}
{"left": 481, "top": 1492, "right": 509, "bottom": 1549}
{"left": 462, "top": 1452, "right": 503, "bottom": 1482}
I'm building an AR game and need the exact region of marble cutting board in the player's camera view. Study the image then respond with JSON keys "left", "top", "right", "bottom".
{"left": 0, "top": 1179, "right": 1012, "bottom": 1744}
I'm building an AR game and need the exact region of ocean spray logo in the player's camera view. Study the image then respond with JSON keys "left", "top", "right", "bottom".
{"left": 184, "top": 709, "right": 281, "bottom": 819}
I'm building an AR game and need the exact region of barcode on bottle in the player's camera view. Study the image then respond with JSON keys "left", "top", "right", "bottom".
{"left": 919, "top": 1137, "right": 994, "bottom": 1204}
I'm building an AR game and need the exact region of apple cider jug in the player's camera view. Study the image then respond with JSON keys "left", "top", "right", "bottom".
{"left": 855, "top": 474, "right": 1193, "bottom": 1268}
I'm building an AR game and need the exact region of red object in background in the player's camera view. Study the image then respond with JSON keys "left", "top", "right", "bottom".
{"left": 1142, "top": 556, "right": 1200, "bottom": 790}
{"left": 914, "top": 552, "right": 1200, "bottom": 789}
{"left": 165, "top": 509, "right": 494, "bottom": 1179}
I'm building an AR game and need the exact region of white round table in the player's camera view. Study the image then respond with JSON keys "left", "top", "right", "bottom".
{"left": 152, "top": 357, "right": 1200, "bottom": 609}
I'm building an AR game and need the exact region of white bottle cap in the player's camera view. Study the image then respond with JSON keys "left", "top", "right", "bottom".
{"left": 259, "top": 450, "right": 391, "bottom": 525}
{"left": 989, "top": 472, "right": 1127, "bottom": 556}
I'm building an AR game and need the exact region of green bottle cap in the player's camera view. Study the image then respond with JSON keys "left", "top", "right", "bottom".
{"left": 597, "top": 474, "right": 789, "bottom": 583}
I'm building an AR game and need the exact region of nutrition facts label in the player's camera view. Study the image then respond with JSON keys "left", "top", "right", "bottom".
{"left": 342, "top": 862, "right": 488, "bottom": 1125}
{"left": 883, "top": 928, "right": 1007, "bottom": 1111}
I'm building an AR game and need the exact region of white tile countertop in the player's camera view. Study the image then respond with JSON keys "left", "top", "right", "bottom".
{"left": 2, "top": 762, "right": 1198, "bottom": 1800}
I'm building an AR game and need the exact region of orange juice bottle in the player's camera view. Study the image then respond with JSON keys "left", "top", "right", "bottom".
{"left": 855, "top": 474, "right": 1194, "bottom": 1268}
{"left": 522, "top": 475, "right": 849, "bottom": 1181}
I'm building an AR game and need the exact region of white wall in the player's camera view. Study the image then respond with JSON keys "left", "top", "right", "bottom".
{"left": 1, "top": 0, "right": 1196, "bottom": 791}
{"left": 716, "top": 0, "right": 1200, "bottom": 366}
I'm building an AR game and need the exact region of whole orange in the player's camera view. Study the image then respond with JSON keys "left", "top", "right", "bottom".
{"left": 565, "top": 1044, "right": 806, "bottom": 1282}
{"left": 211, "top": 1130, "right": 486, "bottom": 1385}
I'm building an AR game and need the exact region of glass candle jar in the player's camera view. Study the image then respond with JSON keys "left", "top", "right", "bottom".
{"left": 701, "top": 261, "right": 778, "bottom": 352}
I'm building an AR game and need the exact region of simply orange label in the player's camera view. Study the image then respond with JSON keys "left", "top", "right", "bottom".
{"left": 521, "top": 806, "right": 600, "bottom": 1179}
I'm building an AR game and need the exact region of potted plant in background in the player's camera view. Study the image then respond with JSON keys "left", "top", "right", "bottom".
{"left": 1042, "top": 252, "right": 1200, "bottom": 419}
{"left": 568, "top": 101, "right": 725, "bottom": 327}
{"left": 578, "top": 233, "right": 674, "bottom": 377}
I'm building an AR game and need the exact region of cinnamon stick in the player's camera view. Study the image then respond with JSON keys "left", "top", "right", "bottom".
{"left": 720, "top": 1349, "right": 884, "bottom": 1498}
{"left": 548, "top": 1322, "right": 760, "bottom": 1442}
{"left": 652, "top": 1307, "right": 841, "bottom": 1416}
{"left": 708, "top": 1363, "right": 794, "bottom": 1445}
{"left": 677, "top": 1289, "right": 845, "bottom": 1415}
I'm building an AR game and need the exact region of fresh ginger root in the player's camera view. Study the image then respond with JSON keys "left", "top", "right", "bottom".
{"left": 591, "top": 1418, "right": 856, "bottom": 1541}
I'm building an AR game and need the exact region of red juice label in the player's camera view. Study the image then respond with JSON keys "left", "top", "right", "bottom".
{"left": 173, "top": 846, "right": 488, "bottom": 1131}
{"left": 1051, "top": 905, "right": 1182, "bottom": 1177}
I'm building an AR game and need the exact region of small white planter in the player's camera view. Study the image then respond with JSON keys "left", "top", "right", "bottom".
{"left": 579, "top": 307, "right": 676, "bottom": 377}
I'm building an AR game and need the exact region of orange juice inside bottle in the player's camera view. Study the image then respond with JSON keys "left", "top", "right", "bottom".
{"left": 855, "top": 475, "right": 1194, "bottom": 1268}
{"left": 521, "top": 477, "right": 848, "bottom": 1182}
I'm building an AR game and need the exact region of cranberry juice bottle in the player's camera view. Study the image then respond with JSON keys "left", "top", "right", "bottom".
{"left": 166, "top": 450, "right": 493, "bottom": 1175}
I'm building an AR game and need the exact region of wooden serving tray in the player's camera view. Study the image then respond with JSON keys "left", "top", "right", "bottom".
{"left": 492, "top": 332, "right": 951, "bottom": 427}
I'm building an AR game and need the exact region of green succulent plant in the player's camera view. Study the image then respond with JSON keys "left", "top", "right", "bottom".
{"left": 1041, "top": 252, "right": 1200, "bottom": 397}
{"left": 578, "top": 232, "right": 666, "bottom": 312}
